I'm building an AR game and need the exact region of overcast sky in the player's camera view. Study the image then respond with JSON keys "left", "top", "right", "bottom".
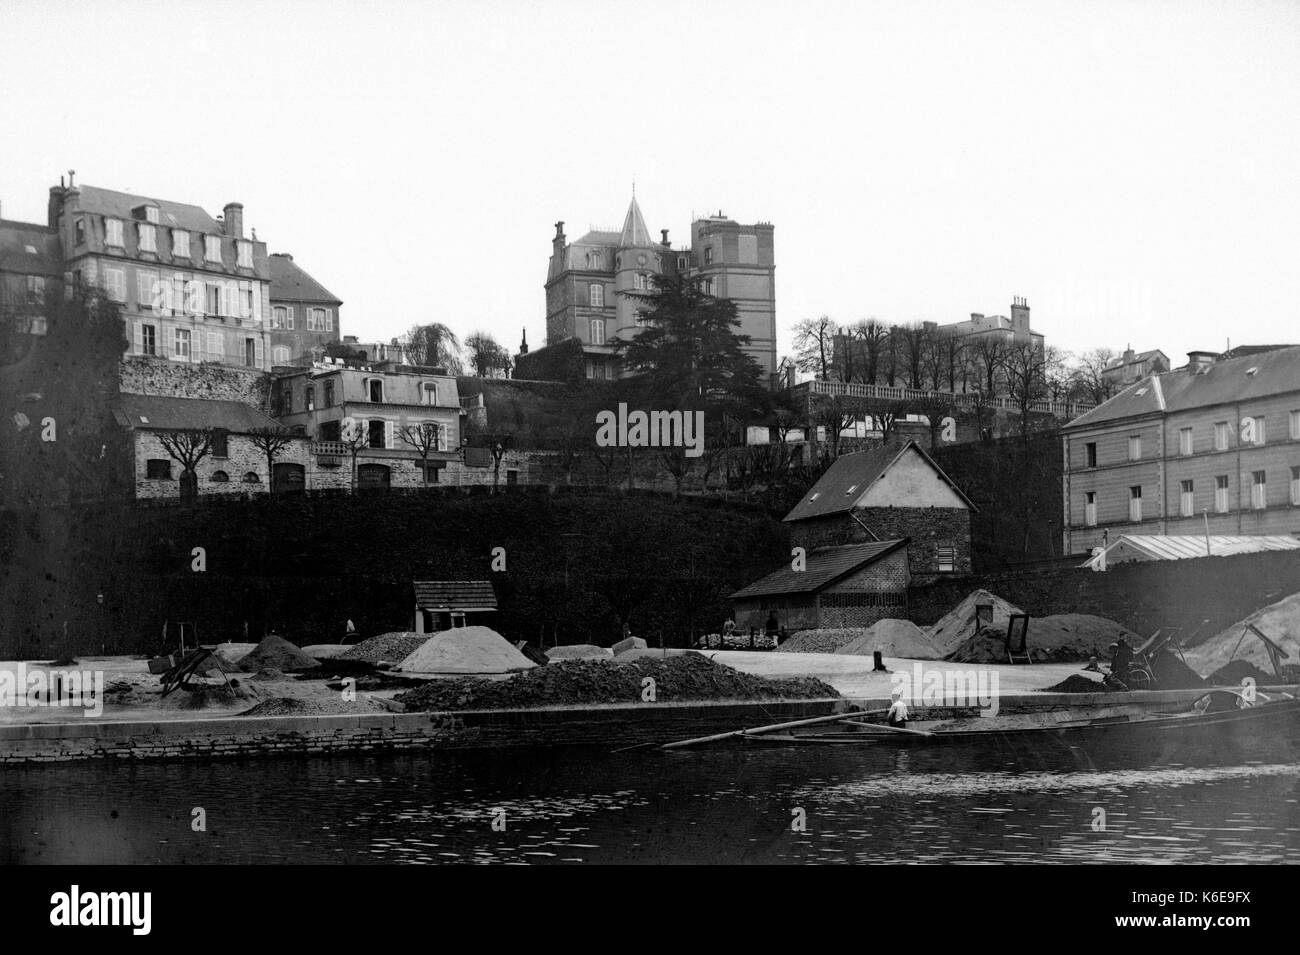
{"left": 2, "top": 0, "right": 1297, "bottom": 366}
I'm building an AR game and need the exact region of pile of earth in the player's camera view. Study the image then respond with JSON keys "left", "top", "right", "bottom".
{"left": 1208, "top": 659, "right": 1274, "bottom": 686}
{"left": 194, "top": 650, "right": 247, "bottom": 675}
{"left": 394, "top": 654, "right": 839, "bottom": 711}
{"left": 250, "top": 667, "right": 285, "bottom": 681}
{"left": 238, "top": 636, "right": 321, "bottom": 673}
{"left": 615, "top": 648, "right": 703, "bottom": 661}
{"left": 240, "top": 695, "right": 388, "bottom": 716}
{"left": 160, "top": 682, "right": 258, "bottom": 710}
{"left": 546, "top": 644, "right": 613, "bottom": 661}
{"left": 1182, "top": 590, "right": 1300, "bottom": 678}
{"left": 1043, "top": 673, "right": 1111, "bottom": 693}
{"left": 397, "top": 626, "right": 535, "bottom": 674}
{"left": 947, "top": 614, "right": 1139, "bottom": 664}
{"left": 927, "top": 590, "right": 1025, "bottom": 657}
{"left": 302, "top": 644, "right": 350, "bottom": 660}
{"left": 838, "top": 619, "right": 941, "bottom": 660}
{"left": 214, "top": 642, "right": 257, "bottom": 661}
{"left": 773, "top": 629, "right": 863, "bottom": 654}
{"left": 338, "top": 632, "right": 429, "bottom": 665}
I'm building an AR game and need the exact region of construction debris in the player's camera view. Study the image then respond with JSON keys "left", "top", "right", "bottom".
{"left": 338, "top": 632, "right": 429, "bottom": 665}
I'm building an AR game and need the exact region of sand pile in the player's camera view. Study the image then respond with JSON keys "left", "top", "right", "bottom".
{"left": 194, "top": 650, "right": 247, "bottom": 675}
{"left": 546, "top": 644, "right": 614, "bottom": 661}
{"left": 302, "top": 644, "right": 349, "bottom": 660}
{"left": 397, "top": 626, "right": 536, "bottom": 674}
{"left": 839, "top": 619, "right": 941, "bottom": 660}
{"left": 1183, "top": 590, "right": 1300, "bottom": 678}
{"left": 214, "top": 642, "right": 257, "bottom": 662}
{"left": 338, "top": 632, "right": 429, "bottom": 665}
{"left": 927, "top": 590, "right": 1025, "bottom": 656}
{"left": 948, "top": 614, "right": 1139, "bottom": 664}
{"left": 238, "top": 636, "right": 321, "bottom": 673}
{"left": 773, "top": 629, "right": 863, "bottom": 654}
{"left": 394, "top": 654, "right": 838, "bottom": 711}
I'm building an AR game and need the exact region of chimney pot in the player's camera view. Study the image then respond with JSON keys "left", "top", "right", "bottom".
{"left": 660, "top": 229, "right": 670, "bottom": 246}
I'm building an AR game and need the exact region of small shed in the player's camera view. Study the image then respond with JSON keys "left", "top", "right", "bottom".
{"left": 413, "top": 580, "right": 498, "bottom": 634}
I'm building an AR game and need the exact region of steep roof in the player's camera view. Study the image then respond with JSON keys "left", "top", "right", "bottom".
{"left": 574, "top": 230, "right": 622, "bottom": 247}
{"left": 113, "top": 394, "right": 283, "bottom": 433}
{"left": 0, "top": 218, "right": 62, "bottom": 275}
{"left": 1106, "top": 348, "right": 1167, "bottom": 369}
{"left": 270, "top": 253, "right": 341, "bottom": 304}
{"left": 74, "top": 185, "right": 222, "bottom": 234}
{"left": 782, "top": 440, "right": 975, "bottom": 523}
{"left": 1066, "top": 345, "right": 1300, "bottom": 430}
{"left": 731, "top": 541, "right": 908, "bottom": 599}
{"left": 413, "top": 580, "right": 498, "bottom": 610}
{"left": 619, "top": 196, "right": 654, "bottom": 247}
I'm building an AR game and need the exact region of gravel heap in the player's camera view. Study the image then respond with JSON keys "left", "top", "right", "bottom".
{"left": 838, "top": 619, "right": 941, "bottom": 660}
{"left": 773, "top": 629, "right": 863, "bottom": 654}
{"left": 948, "top": 614, "right": 1139, "bottom": 663}
{"left": 1183, "top": 589, "right": 1300, "bottom": 677}
{"left": 927, "top": 590, "right": 1025, "bottom": 656}
{"left": 546, "top": 644, "right": 614, "bottom": 661}
{"left": 398, "top": 626, "right": 536, "bottom": 674}
{"left": 394, "top": 654, "right": 839, "bottom": 711}
{"left": 238, "top": 636, "right": 321, "bottom": 673}
{"left": 338, "top": 632, "right": 429, "bottom": 664}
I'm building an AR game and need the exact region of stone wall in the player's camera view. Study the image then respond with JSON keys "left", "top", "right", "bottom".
{"left": 788, "top": 507, "right": 972, "bottom": 583}
{"left": 120, "top": 355, "right": 272, "bottom": 407}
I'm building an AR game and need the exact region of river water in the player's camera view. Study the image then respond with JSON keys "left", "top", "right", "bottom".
{"left": 3, "top": 730, "right": 1298, "bottom": 864}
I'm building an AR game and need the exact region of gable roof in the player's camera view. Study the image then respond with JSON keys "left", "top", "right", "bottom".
{"left": 1066, "top": 345, "right": 1300, "bottom": 430}
{"left": 782, "top": 440, "right": 976, "bottom": 523}
{"left": 113, "top": 394, "right": 284, "bottom": 433}
{"left": 730, "top": 540, "right": 908, "bottom": 600}
{"left": 413, "top": 580, "right": 498, "bottom": 610}
{"left": 1106, "top": 348, "right": 1167, "bottom": 370}
{"left": 0, "top": 218, "right": 63, "bottom": 275}
{"left": 74, "top": 185, "right": 223, "bottom": 234}
{"left": 270, "top": 253, "right": 341, "bottom": 304}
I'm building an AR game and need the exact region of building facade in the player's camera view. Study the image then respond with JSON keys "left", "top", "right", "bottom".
{"left": 0, "top": 214, "right": 62, "bottom": 341}
{"left": 268, "top": 253, "right": 342, "bottom": 365}
{"left": 1101, "top": 347, "right": 1170, "bottom": 390}
{"left": 542, "top": 196, "right": 776, "bottom": 382}
{"left": 1061, "top": 346, "right": 1300, "bottom": 555}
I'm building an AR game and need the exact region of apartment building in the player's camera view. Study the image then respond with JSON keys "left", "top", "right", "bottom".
{"left": 1061, "top": 346, "right": 1300, "bottom": 554}
{"left": 268, "top": 252, "right": 342, "bottom": 364}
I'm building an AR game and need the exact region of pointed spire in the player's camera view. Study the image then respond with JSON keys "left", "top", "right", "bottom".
{"left": 619, "top": 195, "right": 653, "bottom": 247}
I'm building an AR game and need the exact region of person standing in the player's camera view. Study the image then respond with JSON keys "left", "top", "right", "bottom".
{"left": 887, "top": 688, "right": 910, "bottom": 728}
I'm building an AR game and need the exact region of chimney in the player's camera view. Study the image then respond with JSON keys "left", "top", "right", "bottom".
{"left": 1010, "top": 296, "right": 1030, "bottom": 331}
{"left": 552, "top": 221, "right": 565, "bottom": 262}
{"left": 1123, "top": 345, "right": 1135, "bottom": 365}
{"left": 1187, "top": 350, "right": 1217, "bottom": 374}
{"left": 48, "top": 182, "right": 68, "bottom": 228}
{"left": 519, "top": 328, "right": 529, "bottom": 355}
{"left": 223, "top": 202, "right": 244, "bottom": 238}
{"left": 970, "top": 313, "right": 984, "bottom": 322}
{"left": 660, "top": 229, "right": 670, "bottom": 247}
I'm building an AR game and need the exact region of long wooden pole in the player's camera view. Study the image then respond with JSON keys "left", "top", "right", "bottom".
{"left": 661, "top": 707, "right": 888, "bottom": 750}
{"left": 835, "top": 719, "right": 932, "bottom": 737}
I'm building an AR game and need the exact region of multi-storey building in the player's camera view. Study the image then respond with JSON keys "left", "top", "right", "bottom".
{"left": 541, "top": 196, "right": 777, "bottom": 382}
{"left": 0, "top": 212, "right": 62, "bottom": 340}
{"left": 42, "top": 177, "right": 274, "bottom": 370}
{"left": 268, "top": 252, "right": 342, "bottom": 364}
{"left": 1101, "top": 347, "right": 1170, "bottom": 390}
{"left": 1061, "top": 346, "right": 1300, "bottom": 554}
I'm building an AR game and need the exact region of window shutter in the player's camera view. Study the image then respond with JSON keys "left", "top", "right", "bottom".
{"left": 286, "top": 306, "right": 294, "bottom": 330}
{"left": 208, "top": 331, "right": 221, "bottom": 358}
{"left": 254, "top": 337, "right": 264, "bottom": 369}
{"left": 253, "top": 283, "right": 262, "bottom": 324}
{"left": 191, "top": 329, "right": 204, "bottom": 364}
{"left": 326, "top": 309, "right": 333, "bottom": 331}
{"left": 386, "top": 421, "right": 395, "bottom": 450}
{"left": 134, "top": 321, "right": 143, "bottom": 354}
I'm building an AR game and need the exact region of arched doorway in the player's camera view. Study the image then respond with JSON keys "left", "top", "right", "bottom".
{"left": 272, "top": 462, "right": 306, "bottom": 495}
{"left": 357, "top": 463, "right": 391, "bottom": 490}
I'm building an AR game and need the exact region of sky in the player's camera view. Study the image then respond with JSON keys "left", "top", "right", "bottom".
{"left": 1, "top": 0, "right": 1298, "bottom": 367}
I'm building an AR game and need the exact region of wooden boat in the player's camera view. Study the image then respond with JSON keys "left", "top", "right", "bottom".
{"left": 739, "top": 690, "right": 1300, "bottom": 746}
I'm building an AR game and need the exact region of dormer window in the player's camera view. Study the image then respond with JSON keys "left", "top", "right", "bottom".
{"left": 105, "top": 218, "right": 124, "bottom": 248}
{"left": 423, "top": 383, "right": 438, "bottom": 405}
{"left": 237, "top": 240, "right": 253, "bottom": 269}
{"left": 205, "top": 236, "right": 222, "bottom": 264}
{"left": 138, "top": 222, "right": 157, "bottom": 253}
{"left": 845, "top": 484, "right": 858, "bottom": 495}
{"left": 808, "top": 492, "right": 820, "bottom": 501}
{"left": 367, "top": 378, "right": 384, "bottom": 403}
{"left": 142, "top": 206, "right": 159, "bottom": 224}
{"left": 173, "top": 230, "right": 190, "bottom": 258}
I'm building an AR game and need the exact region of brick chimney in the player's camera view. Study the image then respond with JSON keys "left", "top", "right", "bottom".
{"left": 1187, "top": 350, "right": 1217, "bottom": 374}
{"left": 223, "top": 202, "right": 244, "bottom": 238}
{"left": 660, "top": 229, "right": 670, "bottom": 247}
{"left": 1010, "top": 296, "right": 1030, "bottom": 332}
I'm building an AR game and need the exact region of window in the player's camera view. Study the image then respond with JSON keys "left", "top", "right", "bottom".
{"left": 137, "top": 270, "right": 159, "bottom": 309}
{"left": 1180, "top": 480, "right": 1194, "bottom": 517}
{"left": 1129, "top": 485, "right": 1142, "bottom": 523}
{"left": 368, "top": 378, "right": 384, "bottom": 403}
{"left": 211, "top": 471, "right": 229, "bottom": 483}
{"left": 138, "top": 223, "right": 156, "bottom": 253}
{"left": 589, "top": 319, "right": 605, "bottom": 345}
{"left": 1127, "top": 435, "right": 1141, "bottom": 461}
{"left": 280, "top": 383, "right": 293, "bottom": 414}
{"left": 368, "top": 419, "right": 386, "bottom": 448}
{"left": 205, "top": 236, "right": 222, "bottom": 264}
{"left": 1085, "top": 442, "right": 1097, "bottom": 468}
{"left": 242, "top": 472, "right": 261, "bottom": 484}
{"left": 143, "top": 206, "right": 159, "bottom": 224}
{"left": 1291, "top": 466, "right": 1300, "bottom": 507}
{"left": 237, "top": 241, "right": 253, "bottom": 269}
{"left": 103, "top": 268, "right": 126, "bottom": 303}
{"left": 1243, "top": 415, "right": 1266, "bottom": 446}
{"left": 704, "top": 246, "right": 713, "bottom": 265}
{"left": 272, "top": 306, "right": 288, "bottom": 329}
{"left": 308, "top": 307, "right": 327, "bottom": 331}
{"left": 422, "top": 383, "right": 437, "bottom": 405}
{"left": 272, "top": 346, "right": 290, "bottom": 364}
{"left": 634, "top": 272, "right": 649, "bottom": 291}
{"left": 324, "top": 381, "right": 335, "bottom": 406}
{"left": 241, "top": 284, "right": 254, "bottom": 319}
{"left": 105, "top": 218, "right": 124, "bottom": 247}
{"left": 424, "top": 463, "right": 441, "bottom": 483}
{"left": 1291, "top": 411, "right": 1300, "bottom": 441}
{"left": 319, "top": 420, "right": 341, "bottom": 441}
{"left": 1251, "top": 471, "right": 1267, "bottom": 510}
{"left": 1179, "top": 427, "right": 1193, "bottom": 456}
{"left": 1085, "top": 491, "right": 1097, "bottom": 526}
{"left": 506, "top": 469, "right": 519, "bottom": 486}
{"left": 1215, "top": 475, "right": 1229, "bottom": 513}
{"left": 173, "top": 230, "right": 190, "bottom": 258}
{"left": 206, "top": 283, "right": 223, "bottom": 316}
{"left": 26, "top": 275, "right": 45, "bottom": 304}
{"left": 172, "top": 328, "right": 191, "bottom": 360}
{"left": 145, "top": 459, "right": 171, "bottom": 479}
{"left": 590, "top": 283, "right": 604, "bottom": 307}
{"left": 211, "top": 429, "right": 228, "bottom": 458}
{"left": 305, "top": 386, "right": 315, "bottom": 411}
{"left": 936, "top": 545, "right": 956, "bottom": 572}
{"left": 206, "top": 332, "right": 224, "bottom": 361}
{"left": 75, "top": 219, "right": 86, "bottom": 246}
{"left": 245, "top": 338, "right": 258, "bottom": 367}
{"left": 1214, "top": 421, "right": 1229, "bottom": 451}
{"left": 677, "top": 254, "right": 688, "bottom": 271}
{"left": 139, "top": 323, "right": 156, "bottom": 356}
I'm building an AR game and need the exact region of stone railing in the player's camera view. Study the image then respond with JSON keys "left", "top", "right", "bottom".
{"left": 804, "top": 380, "right": 1095, "bottom": 419}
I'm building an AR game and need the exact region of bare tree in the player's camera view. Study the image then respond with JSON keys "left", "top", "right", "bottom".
{"left": 792, "top": 316, "right": 838, "bottom": 380}
{"left": 339, "top": 417, "right": 371, "bottom": 491}
{"left": 849, "top": 318, "right": 889, "bottom": 385}
{"left": 657, "top": 446, "right": 694, "bottom": 499}
{"left": 402, "top": 322, "right": 463, "bottom": 373}
{"left": 399, "top": 422, "right": 443, "bottom": 486}
{"left": 464, "top": 331, "right": 512, "bottom": 378}
{"left": 249, "top": 426, "right": 294, "bottom": 488}
{"left": 1003, "top": 342, "right": 1056, "bottom": 438}
{"left": 811, "top": 394, "right": 860, "bottom": 460}
{"left": 1070, "top": 347, "right": 1121, "bottom": 405}
{"left": 893, "top": 322, "right": 931, "bottom": 389}
{"left": 970, "top": 334, "right": 1010, "bottom": 395}
{"left": 157, "top": 429, "right": 213, "bottom": 501}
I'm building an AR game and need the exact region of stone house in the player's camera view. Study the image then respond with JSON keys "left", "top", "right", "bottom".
{"left": 731, "top": 540, "right": 910, "bottom": 632}
{"left": 784, "top": 440, "right": 975, "bottom": 583}
{"left": 268, "top": 253, "right": 342, "bottom": 365}
{"left": 413, "top": 580, "right": 498, "bottom": 634}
